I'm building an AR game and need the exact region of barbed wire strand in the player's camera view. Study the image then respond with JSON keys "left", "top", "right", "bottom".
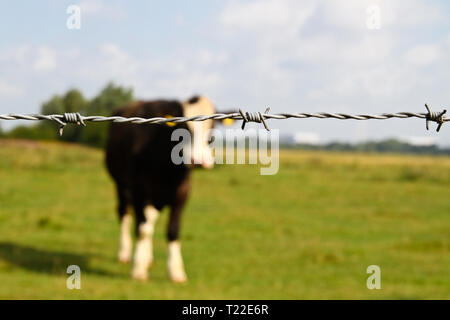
{"left": 0, "top": 104, "right": 447, "bottom": 135}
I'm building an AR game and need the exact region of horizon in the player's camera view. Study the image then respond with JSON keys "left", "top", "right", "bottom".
{"left": 0, "top": 0, "right": 449, "bottom": 146}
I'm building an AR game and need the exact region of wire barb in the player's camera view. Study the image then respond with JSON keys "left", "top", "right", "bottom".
{"left": 57, "top": 113, "right": 86, "bottom": 136}
{"left": 425, "top": 104, "right": 446, "bottom": 132}
{"left": 239, "top": 107, "right": 271, "bottom": 131}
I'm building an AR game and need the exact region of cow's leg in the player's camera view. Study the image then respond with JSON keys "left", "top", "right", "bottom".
{"left": 167, "top": 179, "right": 190, "bottom": 283}
{"left": 132, "top": 201, "right": 159, "bottom": 281}
{"left": 143, "top": 205, "right": 159, "bottom": 268}
{"left": 117, "top": 187, "right": 132, "bottom": 264}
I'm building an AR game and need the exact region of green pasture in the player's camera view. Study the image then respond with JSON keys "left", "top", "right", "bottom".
{"left": 0, "top": 139, "right": 448, "bottom": 299}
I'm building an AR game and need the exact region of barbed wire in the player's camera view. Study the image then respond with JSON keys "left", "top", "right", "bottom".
{"left": 0, "top": 103, "right": 447, "bottom": 136}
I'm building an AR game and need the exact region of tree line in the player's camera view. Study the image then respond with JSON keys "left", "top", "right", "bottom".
{"left": 0, "top": 83, "right": 133, "bottom": 148}
{"left": 1, "top": 84, "right": 448, "bottom": 155}
{"left": 285, "top": 139, "right": 450, "bottom": 156}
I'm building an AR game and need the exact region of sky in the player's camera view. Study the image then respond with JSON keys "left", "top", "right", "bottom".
{"left": 0, "top": 0, "right": 449, "bottom": 146}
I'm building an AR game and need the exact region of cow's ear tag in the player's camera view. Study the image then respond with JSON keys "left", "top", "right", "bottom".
{"left": 222, "top": 118, "right": 235, "bottom": 126}
{"left": 165, "top": 115, "right": 176, "bottom": 127}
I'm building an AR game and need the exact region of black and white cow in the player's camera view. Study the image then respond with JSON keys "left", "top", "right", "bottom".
{"left": 105, "top": 96, "right": 216, "bottom": 282}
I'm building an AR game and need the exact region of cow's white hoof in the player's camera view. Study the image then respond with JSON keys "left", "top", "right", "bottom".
{"left": 118, "top": 251, "right": 131, "bottom": 264}
{"left": 170, "top": 273, "right": 187, "bottom": 284}
{"left": 168, "top": 265, "right": 187, "bottom": 283}
{"left": 119, "top": 257, "right": 131, "bottom": 264}
{"left": 131, "top": 265, "right": 149, "bottom": 281}
{"left": 167, "top": 241, "right": 187, "bottom": 283}
{"left": 131, "top": 259, "right": 151, "bottom": 279}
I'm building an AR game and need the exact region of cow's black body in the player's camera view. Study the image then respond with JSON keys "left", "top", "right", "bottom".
{"left": 105, "top": 100, "right": 191, "bottom": 241}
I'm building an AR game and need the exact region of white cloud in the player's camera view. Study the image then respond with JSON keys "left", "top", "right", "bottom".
{"left": 322, "top": 0, "right": 370, "bottom": 30}
{"left": 0, "top": 45, "right": 32, "bottom": 70}
{"left": 100, "top": 43, "right": 131, "bottom": 64}
{"left": 405, "top": 44, "right": 441, "bottom": 66}
{"left": 218, "top": 0, "right": 449, "bottom": 101}
{"left": 220, "top": 0, "right": 317, "bottom": 55}
{"left": 33, "top": 47, "right": 56, "bottom": 72}
{"left": 0, "top": 80, "right": 24, "bottom": 98}
{"left": 196, "top": 50, "right": 228, "bottom": 67}
{"left": 323, "top": 0, "right": 444, "bottom": 30}
{"left": 293, "top": 33, "right": 393, "bottom": 65}
{"left": 79, "top": 1, "right": 105, "bottom": 15}
{"left": 214, "top": 0, "right": 450, "bottom": 146}
{"left": 221, "top": 0, "right": 315, "bottom": 32}
{"left": 60, "top": 43, "right": 227, "bottom": 99}
{"left": 79, "top": 1, "right": 126, "bottom": 20}
{"left": 152, "top": 71, "right": 223, "bottom": 98}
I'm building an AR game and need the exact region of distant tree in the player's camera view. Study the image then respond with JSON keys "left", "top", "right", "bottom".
{"left": 79, "top": 83, "right": 133, "bottom": 147}
{"left": 86, "top": 82, "right": 133, "bottom": 116}
{"left": 288, "top": 138, "right": 450, "bottom": 156}
{"left": 41, "top": 95, "right": 65, "bottom": 115}
{"left": 5, "top": 82, "right": 133, "bottom": 147}
{"left": 63, "top": 89, "right": 87, "bottom": 113}
{"left": 60, "top": 89, "right": 87, "bottom": 142}
{"left": 6, "top": 124, "right": 56, "bottom": 141}
{"left": 40, "top": 89, "right": 87, "bottom": 142}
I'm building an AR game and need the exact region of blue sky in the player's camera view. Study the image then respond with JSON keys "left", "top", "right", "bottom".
{"left": 0, "top": 0, "right": 449, "bottom": 146}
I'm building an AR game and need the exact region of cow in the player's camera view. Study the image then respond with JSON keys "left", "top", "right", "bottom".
{"left": 105, "top": 96, "right": 218, "bottom": 282}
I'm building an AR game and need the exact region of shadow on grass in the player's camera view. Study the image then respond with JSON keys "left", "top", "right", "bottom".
{"left": 0, "top": 242, "right": 118, "bottom": 277}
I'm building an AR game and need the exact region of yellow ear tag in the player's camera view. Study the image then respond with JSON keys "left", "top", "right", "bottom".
{"left": 165, "top": 115, "right": 176, "bottom": 127}
{"left": 222, "top": 118, "right": 235, "bottom": 126}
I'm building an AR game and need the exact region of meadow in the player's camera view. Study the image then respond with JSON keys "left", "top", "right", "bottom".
{"left": 0, "top": 139, "right": 449, "bottom": 299}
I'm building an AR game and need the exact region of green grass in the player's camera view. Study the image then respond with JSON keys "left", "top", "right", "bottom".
{"left": 0, "top": 139, "right": 449, "bottom": 299}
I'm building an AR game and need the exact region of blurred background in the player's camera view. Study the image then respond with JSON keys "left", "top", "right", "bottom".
{"left": 0, "top": 0, "right": 450, "bottom": 148}
{"left": 0, "top": 0, "right": 449, "bottom": 299}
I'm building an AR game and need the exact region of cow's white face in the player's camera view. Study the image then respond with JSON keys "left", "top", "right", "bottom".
{"left": 182, "top": 96, "right": 215, "bottom": 169}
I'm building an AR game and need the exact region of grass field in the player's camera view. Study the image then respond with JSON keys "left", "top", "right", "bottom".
{"left": 0, "top": 139, "right": 449, "bottom": 299}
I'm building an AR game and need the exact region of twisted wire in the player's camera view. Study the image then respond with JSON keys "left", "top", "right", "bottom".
{"left": 2, "top": 111, "right": 447, "bottom": 123}
{"left": 0, "top": 105, "right": 448, "bottom": 133}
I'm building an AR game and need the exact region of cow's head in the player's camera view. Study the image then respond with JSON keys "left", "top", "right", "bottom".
{"left": 182, "top": 96, "right": 216, "bottom": 169}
